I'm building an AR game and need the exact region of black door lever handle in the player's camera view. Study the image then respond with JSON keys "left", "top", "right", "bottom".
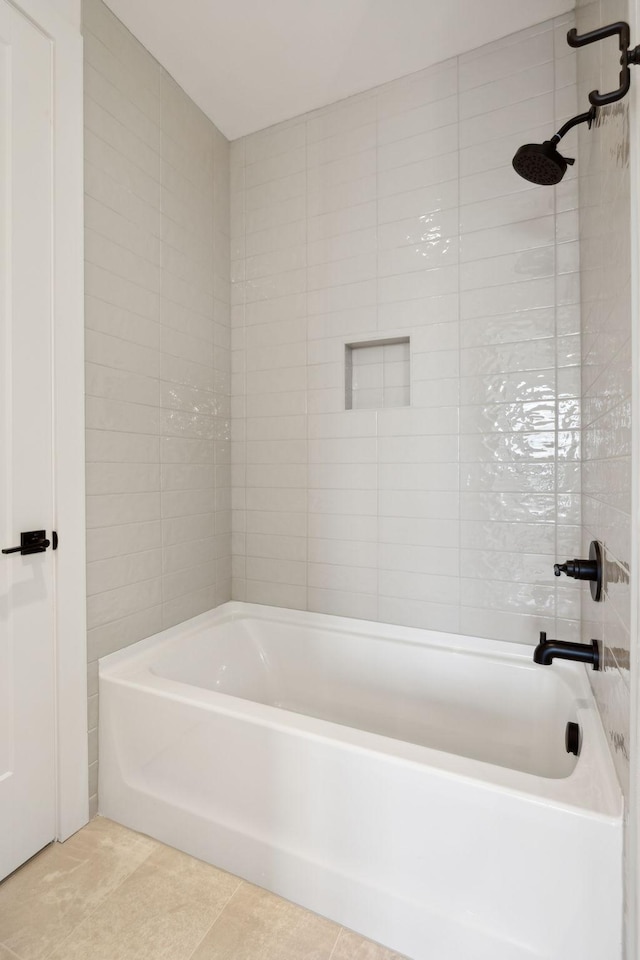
{"left": 2, "top": 530, "right": 51, "bottom": 555}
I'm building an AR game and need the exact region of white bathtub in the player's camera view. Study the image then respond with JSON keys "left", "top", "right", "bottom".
{"left": 99, "top": 602, "right": 622, "bottom": 960}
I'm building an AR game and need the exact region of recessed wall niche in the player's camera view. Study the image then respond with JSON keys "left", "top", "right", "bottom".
{"left": 345, "top": 338, "right": 410, "bottom": 411}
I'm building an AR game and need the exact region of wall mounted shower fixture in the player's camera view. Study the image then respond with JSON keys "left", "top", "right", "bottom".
{"left": 513, "top": 21, "right": 638, "bottom": 185}
{"left": 512, "top": 107, "right": 596, "bottom": 185}
{"left": 533, "top": 632, "right": 601, "bottom": 670}
{"left": 554, "top": 540, "right": 603, "bottom": 602}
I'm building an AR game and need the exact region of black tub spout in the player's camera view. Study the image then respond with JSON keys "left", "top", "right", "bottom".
{"left": 533, "top": 632, "right": 600, "bottom": 670}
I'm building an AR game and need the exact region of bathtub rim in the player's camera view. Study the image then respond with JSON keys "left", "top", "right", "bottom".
{"left": 99, "top": 601, "right": 623, "bottom": 822}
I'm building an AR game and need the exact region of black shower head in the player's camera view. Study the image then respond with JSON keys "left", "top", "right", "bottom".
{"left": 512, "top": 105, "right": 596, "bottom": 186}
{"left": 512, "top": 139, "right": 574, "bottom": 185}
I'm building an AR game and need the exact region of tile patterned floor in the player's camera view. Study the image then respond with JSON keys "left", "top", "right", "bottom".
{"left": 0, "top": 818, "right": 407, "bottom": 960}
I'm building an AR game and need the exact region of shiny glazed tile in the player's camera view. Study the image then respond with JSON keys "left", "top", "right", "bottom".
{"left": 89, "top": 2, "right": 590, "bottom": 811}
{"left": 576, "top": 0, "right": 633, "bottom": 799}
{"left": 85, "top": 0, "right": 233, "bottom": 804}
{"left": 229, "top": 9, "right": 583, "bottom": 665}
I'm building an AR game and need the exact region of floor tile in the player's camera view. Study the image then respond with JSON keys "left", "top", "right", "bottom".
{"left": 0, "top": 947, "right": 21, "bottom": 959}
{"left": 45, "top": 842, "right": 240, "bottom": 960}
{"left": 2, "top": 820, "right": 401, "bottom": 960}
{"left": 0, "top": 818, "right": 158, "bottom": 960}
{"left": 331, "top": 929, "right": 408, "bottom": 960}
{"left": 190, "top": 882, "right": 341, "bottom": 960}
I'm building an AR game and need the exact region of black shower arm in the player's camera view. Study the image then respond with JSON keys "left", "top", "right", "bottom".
{"left": 567, "top": 21, "right": 640, "bottom": 106}
{"left": 550, "top": 105, "right": 597, "bottom": 145}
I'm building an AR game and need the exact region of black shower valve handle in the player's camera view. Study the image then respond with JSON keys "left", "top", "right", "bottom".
{"left": 553, "top": 557, "right": 598, "bottom": 581}
{"left": 554, "top": 541, "right": 603, "bottom": 602}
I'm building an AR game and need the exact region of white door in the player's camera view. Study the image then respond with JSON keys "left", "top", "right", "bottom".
{"left": 0, "top": 0, "right": 57, "bottom": 880}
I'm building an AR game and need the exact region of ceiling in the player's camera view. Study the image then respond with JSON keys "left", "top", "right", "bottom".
{"left": 104, "top": 0, "right": 574, "bottom": 141}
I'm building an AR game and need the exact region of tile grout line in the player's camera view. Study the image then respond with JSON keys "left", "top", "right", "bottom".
{"left": 456, "top": 46, "right": 462, "bottom": 634}
{"left": 39, "top": 827, "right": 162, "bottom": 960}
{"left": 375, "top": 79, "right": 380, "bottom": 622}
{"left": 326, "top": 925, "right": 344, "bottom": 960}
{"left": 305, "top": 109, "right": 310, "bottom": 614}
{"left": 182, "top": 877, "right": 245, "bottom": 960}
{"left": 0, "top": 943, "right": 23, "bottom": 960}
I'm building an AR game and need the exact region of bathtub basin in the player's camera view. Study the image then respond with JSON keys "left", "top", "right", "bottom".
{"left": 99, "top": 601, "right": 622, "bottom": 960}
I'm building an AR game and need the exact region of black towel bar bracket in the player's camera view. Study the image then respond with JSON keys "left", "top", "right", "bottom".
{"left": 567, "top": 21, "right": 640, "bottom": 106}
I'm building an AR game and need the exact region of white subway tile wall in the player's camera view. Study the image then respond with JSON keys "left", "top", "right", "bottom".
{"left": 86, "top": 4, "right": 634, "bottom": 822}
{"left": 576, "top": 0, "right": 632, "bottom": 799}
{"left": 231, "top": 14, "right": 582, "bottom": 640}
{"left": 84, "top": 0, "right": 231, "bottom": 814}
